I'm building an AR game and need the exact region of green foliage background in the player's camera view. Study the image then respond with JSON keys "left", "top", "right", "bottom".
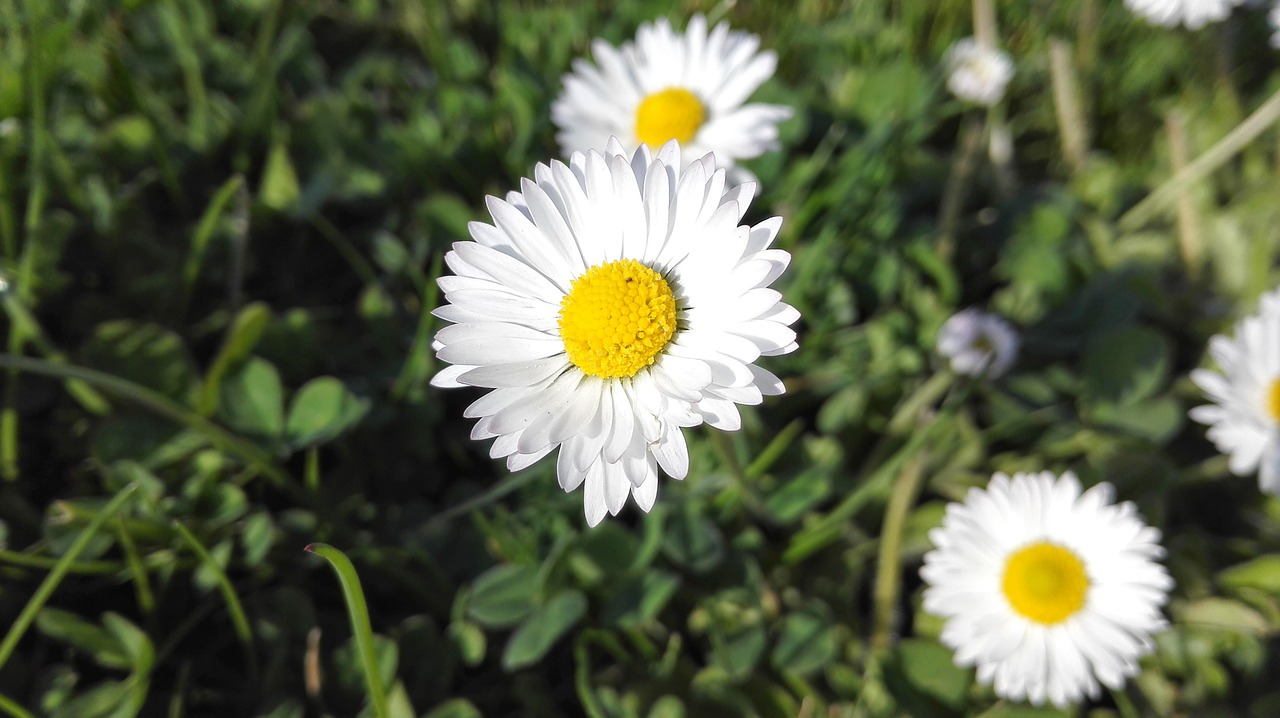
{"left": 1, "top": 0, "right": 1279, "bottom": 716}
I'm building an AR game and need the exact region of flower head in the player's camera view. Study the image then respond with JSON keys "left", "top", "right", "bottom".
{"left": 921, "top": 472, "right": 1172, "bottom": 708}
{"left": 431, "top": 139, "right": 799, "bottom": 526}
{"left": 943, "top": 38, "right": 1014, "bottom": 106}
{"left": 552, "top": 15, "right": 791, "bottom": 182}
{"left": 1123, "top": 0, "right": 1243, "bottom": 29}
{"left": 1190, "top": 288, "right": 1280, "bottom": 496}
{"left": 936, "top": 308, "right": 1019, "bottom": 378}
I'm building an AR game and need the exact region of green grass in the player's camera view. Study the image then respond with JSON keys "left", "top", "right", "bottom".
{"left": 0, "top": 0, "right": 1279, "bottom": 716}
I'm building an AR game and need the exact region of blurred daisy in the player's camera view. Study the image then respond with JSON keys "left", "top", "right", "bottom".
{"left": 1124, "top": 0, "right": 1243, "bottom": 28}
{"left": 552, "top": 15, "right": 791, "bottom": 183}
{"left": 1270, "top": 3, "right": 1280, "bottom": 48}
{"left": 936, "top": 308, "right": 1019, "bottom": 378}
{"left": 942, "top": 38, "right": 1014, "bottom": 106}
{"left": 431, "top": 139, "right": 799, "bottom": 526}
{"left": 1190, "top": 288, "right": 1280, "bottom": 496}
{"left": 921, "top": 472, "right": 1172, "bottom": 708}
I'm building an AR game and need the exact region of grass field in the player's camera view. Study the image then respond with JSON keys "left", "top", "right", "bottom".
{"left": 1, "top": 0, "right": 1279, "bottom": 716}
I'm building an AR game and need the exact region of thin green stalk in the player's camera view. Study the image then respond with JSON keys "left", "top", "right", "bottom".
{"left": 870, "top": 452, "right": 928, "bottom": 651}
{"left": 171, "top": 521, "right": 253, "bottom": 647}
{"left": 1119, "top": 84, "right": 1280, "bottom": 231}
{"left": 0, "top": 355, "right": 302, "bottom": 499}
{"left": 179, "top": 175, "right": 246, "bottom": 320}
{"left": 744, "top": 418, "right": 803, "bottom": 479}
{"left": 116, "top": 516, "right": 156, "bottom": 614}
{"left": 1166, "top": 111, "right": 1203, "bottom": 279}
{"left": 0, "top": 692, "right": 34, "bottom": 718}
{"left": 1050, "top": 38, "right": 1088, "bottom": 173}
{"left": 304, "top": 543, "right": 389, "bottom": 718}
{"left": 422, "top": 470, "right": 542, "bottom": 530}
{"left": 573, "top": 635, "right": 608, "bottom": 718}
{"left": 0, "top": 483, "right": 139, "bottom": 671}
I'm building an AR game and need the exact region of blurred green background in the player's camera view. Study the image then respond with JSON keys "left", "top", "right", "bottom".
{"left": 1, "top": 0, "right": 1280, "bottom": 716}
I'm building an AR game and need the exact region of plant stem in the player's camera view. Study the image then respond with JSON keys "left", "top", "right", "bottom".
{"left": 304, "top": 543, "right": 390, "bottom": 718}
{"left": 871, "top": 451, "right": 928, "bottom": 651}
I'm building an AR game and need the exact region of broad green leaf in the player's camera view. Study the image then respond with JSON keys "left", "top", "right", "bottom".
{"left": 466, "top": 564, "right": 539, "bottom": 629}
{"left": 48, "top": 681, "right": 131, "bottom": 718}
{"left": 1179, "top": 597, "right": 1270, "bottom": 635}
{"left": 764, "top": 468, "right": 831, "bottom": 524}
{"left": 893, "top": 638, "right": 969, "bottom": 711}
{"left": 770, "top": 609, "right": 838, "bottom": 676}
{"left": 662, "top": 507, "right": 724, "bottom": 574}
{"left": 501, "top": 590, "right": 587, "bottom": 671}
{"left": 422, "top": 698, "right": 482, "bottom": 718}
{"left": 284, "top": 377, "right": 370, "bottom": 449}
{"left": 1219, "top": 555, "right": 1280, "bottom": 595}
{"left": 446, "top": 620, "right": 486, "bottom": 667}
{"left": 101, "top": 612, "right": 154, "bottom": 673}
{"left": 80, "top": 321, "right": 196, "bottom": 403}
{"left": 1080, "top": 327, "right": 1170, "bottom": 408}
{"left": 601, "top": 570, "right": 680, "bottom": 628}
{"left": 219, "top": 357, "right": 284, "bottom": 440}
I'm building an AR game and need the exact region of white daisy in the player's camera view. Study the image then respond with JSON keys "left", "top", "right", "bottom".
{"left": 921, "top": 472, "right": 1173, "bottom": 709}
{"left": 936, "top": 308, "right": 1019, "bottom": 378}
{"left": 430, "top": 139, "right": 799, "bottom": 526}
{"left": 1124, "top": 0, "right": 1243, "bottom": 29}
{"left": 1270, "top": 2, "right": 1280, "bottom": 48}
{"left": 1190, "top": 288, "right": 1280, "bottom": 496}
{"left": 552, "top": 15, "right": 791, "bottom": 183}
{"left": 942, "top": 38, "right": 1014, "bottom": 107}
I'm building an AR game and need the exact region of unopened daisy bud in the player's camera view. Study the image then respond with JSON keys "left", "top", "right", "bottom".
{"left": 936, "top": 308, "right": 1019, "bottom": 378}
{"left": 943, "top": 38, "right": 1013, "bottom": 107}
{"left": 1123, "top": 0, "right": 1243, "bottom": 29}
{"left": 1190, "top": 287, "right": 1280, "bottom": 496}
{"left": 552, "top": 15, "right": 792, "bottom": 182}
{"left": 431, "top": 139, "right": 799, "bottom": 527}
{"left": 921, "top": 471, "right": 1173, "bottom": 709}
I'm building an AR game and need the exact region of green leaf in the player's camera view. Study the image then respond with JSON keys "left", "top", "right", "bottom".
{"left": 35, "top": 608, "right": 131, "bottom": 670}
{"left": 241, "top": 511, "right": 277, "bottom": 567}
{"left": 284, "top": 377, "right": 370, "bottom": 449}
{"left": 770, "top": 609, "right": 838, "bottom": 676}
{"left": 1087, "top": 395, "right": 1183, "bottom": 444}
{"left": 764, "top": 468, "right": 831, "bottom": 524}
{"left": 709, "top": 622, "right": 766, "bottom": 680}
{"left": 662, "top": 507, "right": 725, "bottom": 574}
{"left": 1219, "top": 555, "right": 1280, "bottom": 595}
{"left": 1179, "top": 597, "right": 1270, "bottom": 634}
{"left": 80, "top": 321, "right": 196, "bottom": 403}
{"left": 197, "top": 302, "right": 271, "bottom": 416}
{"left": 501, "top": 590, "right": 587, "bottom": 671}
{"left": 1080, "top": 327, "right": 1170, "bottom": 408}
{"left": 466, "top": 564, "right": 539, "bottom": 629}
{"left": 892, "top": 638, "right": 970, "bottom": 711}
{"left": 101, "top": 612, "right": 154, "bottom": 674}
{"left": 305, "top": 544, "right": 390, "bottom": 718}
{"left": 446, "top": 620, "right": 486, "bottom": 667}
{"left": 48, "top": 681, "right": 132, "bottom": 718}
{"left": 259, "top": 136, "right": 301, "bottom": 212}
{"left": 218, "top": 357, "right": 284, "bottom": 440}
{"left": 422, "top": 698, "right": 482, "bottom": 718}
{"left": 975, "top": 705, "right": 1072, "bottom": 718}
{"left": 600, "top": 570, "right": 680, "bottom": 628}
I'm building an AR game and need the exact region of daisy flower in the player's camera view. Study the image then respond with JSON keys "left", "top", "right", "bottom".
{"left": 936, "top": 308, "right": 1019, "bottom": 378}
{"left": 943, "top": 38, "right": 1014, "bottom": 107}
{"left": 1270, "top": 2, "right": 1280, "bottom": 48}
{"left": 921, "top": 472, "right": 1173, "bottom": 708}
{"left": 1190, "top": 288, "right": 1280, "bottom": 496}
{"left": 430, "top": 139, "right": 799, "bottom": 526}
{"left": 1123, "top": 0, "right": 1243, "bottom": 29}
{"left": 552, "top": 15, "right": 791, "bottom": 183}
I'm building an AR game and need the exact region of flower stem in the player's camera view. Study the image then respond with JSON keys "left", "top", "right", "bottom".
{"left": 871, "top": 450, "right": 928, "bottom": 651}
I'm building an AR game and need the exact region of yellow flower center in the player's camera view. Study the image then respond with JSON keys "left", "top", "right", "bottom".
{"left": 1267, "top": 378, "right": 1280, "bottom": 422}
{"left": 558, "top": 259, "right": 678, "bottom": 379}
{"left": 635, "top": 87, "right": 705, "bottom": 147}
{"left": 1001, "top": 541, "right": 1090, "bottom": 625}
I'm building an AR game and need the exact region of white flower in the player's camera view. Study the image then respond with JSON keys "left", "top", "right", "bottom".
{"left": 430, "top": 139, "right": 799, "bottom": 526}
{"left": 1270, "top": 2, "right": 1280, "bottom": 48}
{"left": 1123, "top": 0, "right": 1243, "bottom": 29}
{"left": 921, "top": 472, "right": 1173, "bottom": 709}
{"left": 936, "top": 308, "right": 1019, "bottom": 378}
{"left": 552, "top": 15, "right": 791, "bottom": 183}
{"left": 942, "top": 38, "right": 1014, "bottom": 106}
{"left": 1190, "top": 288, "right": 1280, "bottom": 496}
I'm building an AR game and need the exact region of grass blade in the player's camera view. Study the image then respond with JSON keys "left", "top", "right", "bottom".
{"left": 304, "top": 543, "right": 389, "bottom": 718}
{"left": 170, "top": 520, "right": 253, "bottom": 648}
{"left": 0, "top": 482, "right": 139, "bottom": 671}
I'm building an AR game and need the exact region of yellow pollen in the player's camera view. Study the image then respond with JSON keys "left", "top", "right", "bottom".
{"left": 1267, "top": 378, "right": 1280, "bottom": 422}
{"left": 635, "top": 88, "right": 706, "bottom": 147}
{"left": 558, "top": 259, "right": 678, "bottom": 379}
{"left": 1001, "top": 541, "right": 1090, "bottom": 625}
